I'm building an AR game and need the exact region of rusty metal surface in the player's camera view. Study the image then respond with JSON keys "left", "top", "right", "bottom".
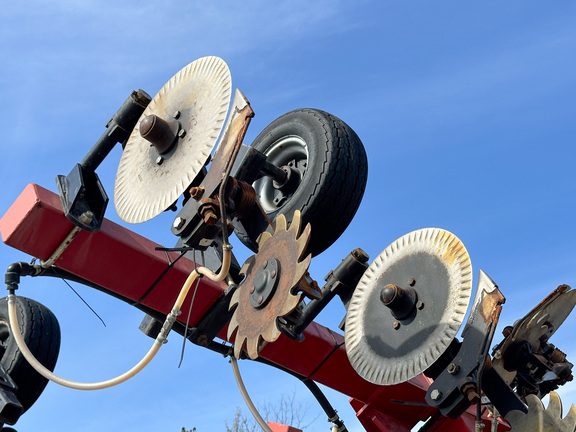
{"left": 493, "top": 284, "right": 576, "bottom": 386}
{"left": 505, "top": 391, "right": 576, "bottom": 432}
{"left": 202, "top": 88, "right": 254, "bottom": 198}
{"left": 228, "top": 210, "right": 312, "bottom": 359}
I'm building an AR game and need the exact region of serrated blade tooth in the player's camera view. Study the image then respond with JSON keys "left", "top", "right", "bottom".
{"left": 233, "top": 334, "right": 245, "bottom": 359}
{"left": 548, "top": 391, "right": 563, "bottom": 419}
{"left": 275, "top": 213, "right": 287, "bottom": 232}
{"left": 278, "top": 294, "right": 301, "bottom": 319}
{"left": 289, "top": 210, "right": 302, "bottom": 234}
{"left": 227, "top": 314, "right": 239, "bottom": 340}
{"left": 293, "top": 256, "right": 312, "bottom": 286}
{"left": 261, "top": 322, "right": 281, "bottom": 343}
{"left": 229, "top": 289, "right": 241, "bottom": 310}
{"left": 257, "top": 231, "right": 273, "bottom": 247}
{"left": 526, "top": 394, "right": 545, "bottom": 415}
{"left": 296, "top": 223, "right": 311, "bottom": 259}
{"left": 239, "top": 255, "right": 255, "bottom": 276}
{"left": 246, "top": 336, "right": 260, "bottom": 360}
{"left": 562, "top": 403, "right": 576, "bottom": 431}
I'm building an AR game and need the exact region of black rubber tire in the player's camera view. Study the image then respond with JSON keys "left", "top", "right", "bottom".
{"left": 0, "top": 297, "right": 60, "bottom": 413}
{"left": 245, "top": 108, "right": 368, "bottom": 257}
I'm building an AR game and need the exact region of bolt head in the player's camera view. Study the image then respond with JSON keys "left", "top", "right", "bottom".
{"left": 203, "top": 211, "right": 218, "bottom": 225}
{"left": 173, "top": 217, "right": 185, "bottom": 230}
{"left": 189, "top": 186, "right": 204, "bottom": 200}
{"left": 447, "top": 363, "right": 460, "bottom": 375}
{"left": 258, "top": 296, "right": 263, "bottom": 305}
{"left": 417, "top": 301, "right": 425, "bottom": 310}
{"left": 408, "top": 278, "right": 416, "bottom": 286}
{"left": 392, "top": 321, "right": 400, "bottom": 330}
{"left": 173, "top": 110, "right": 181, "bottom": 119}
{"left": 250, "top": 285, "right": 255, "bottom": 294}
{"left": 430, "top": 389, "right": 442, "bottom": 401}
{"left": 79, "top": 211, "right": 94, "bottom": 225}
{"left": 270, "top": 270, "right": 277, "bottom": 279}
{"left": 178, "top": 129, "right": 187, "bottom": 138}
{"left": 262, "top": 260, "right": 268, "bottom": 269}
{"left": 156, "top": 155, "right": 164, "bottom": 165}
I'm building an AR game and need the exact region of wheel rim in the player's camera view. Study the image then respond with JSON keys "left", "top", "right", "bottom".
{"left": 253, "top": 135, "right": 308, "bottom": 213}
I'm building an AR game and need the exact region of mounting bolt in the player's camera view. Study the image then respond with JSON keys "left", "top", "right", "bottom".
{"left": 392, "top": 321, "right": 400, "bottom": 330}
{"left": 250, "top": 285, "right": 255, "bottom": 294}
{"left": 189, "top": 186, "right": 204, "bottom": 200}
{"left": 262, "top": 260, "right": 268, "bottom": 269}
{"left": 173, "top": 217, "right": 185, "bottom": 230}
{"left": 270, "top": 270, "right": 277, "bottom": 279}
{"left": 408, "top": 278, "right": 416, "bottom": 286}
{"left": 156, "top": 155, "right": 164, "bottom": 165}
{"left": 258, "top": 296, "right": 263, "bottom": 305}
{"left": 173, "top": 110, "right": 181, "bottom": 119}
{"left": 202, "top": 210, "right": 218, "bottom": 226}
{"left": 447, "top": 363, "right": 460, "bottom": 375}
{"left": 430, "top": 389, "right": 442, "bottom": 401}
{"left": 178, "top": 129, "right": 187, "bottom": 138}
{"left": 196, "top": 334, "right": 208, "bottom": 347}
{"left": 79, "top": 211, "right": 94, "bottom": 225}
{"left": 417, "top": 301, "right": 425, "bottom": 310}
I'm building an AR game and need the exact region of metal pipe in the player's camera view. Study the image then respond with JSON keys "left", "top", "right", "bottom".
{"left": 80, "top": 89, "right": 150, "bottom": 171}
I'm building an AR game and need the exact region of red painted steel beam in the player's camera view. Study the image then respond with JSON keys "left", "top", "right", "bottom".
{"left": 0, "top": 184, "right": 509, "bottom": 431}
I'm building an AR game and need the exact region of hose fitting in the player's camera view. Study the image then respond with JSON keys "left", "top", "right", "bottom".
{"left": 5, "top": 262, "right": 41, "bottom": 290}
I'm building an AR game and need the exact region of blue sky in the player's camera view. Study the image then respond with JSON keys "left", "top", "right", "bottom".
{"left": 1, "top": 1, "right": 576, "bottom": 431}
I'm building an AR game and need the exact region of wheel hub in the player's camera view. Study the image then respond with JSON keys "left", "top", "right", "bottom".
{"left": 249, "top": 258, "right": 280, "bottom": 309}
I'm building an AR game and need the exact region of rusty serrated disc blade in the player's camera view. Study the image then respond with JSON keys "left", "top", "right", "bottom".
{"left": 345, "top": 228, "right": 473, "bottom": 386}
{"left": 115, "top": 56, "right": 232, "bottom": 223}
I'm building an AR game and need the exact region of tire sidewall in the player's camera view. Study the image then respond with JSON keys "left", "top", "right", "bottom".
{"left": 252, "top": 110, "right": 328, "bottom": 226}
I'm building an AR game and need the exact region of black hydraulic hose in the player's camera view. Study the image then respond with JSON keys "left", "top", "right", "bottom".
{"left": 6, "top": 262, "right": 108, "bottom": 293}
{"left": 254, "top": 356, "right": 348, "bottom": 432}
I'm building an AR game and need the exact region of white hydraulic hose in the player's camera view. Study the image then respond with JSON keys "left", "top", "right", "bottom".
{"left": 230, "top": 356, "right": 273, "bottom": 432}
{"left": 8, "top": 244, "right": 232, "bottom": 391}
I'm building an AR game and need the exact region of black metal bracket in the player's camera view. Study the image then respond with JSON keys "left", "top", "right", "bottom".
{"left": 424, "top": 271, "right": 526, "bottom": 418}
{"left": 277, "top": 248, "right": 369, "bottom": 340}
{"left": 56, "top": 89, "right": 151, "bottom": 232}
